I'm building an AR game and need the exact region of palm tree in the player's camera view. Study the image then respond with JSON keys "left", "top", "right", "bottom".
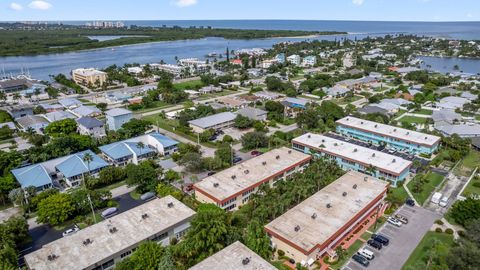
{"left": 13, "top": 93, "right": 21, "bottom": 103}
{"left": 0, "top": 92, "right": 6, "bottom": 104}
{"left": 82, "top": 152, "right": 97, "bottom": 223}
{"left": 136, "top": 142, "right": 145, "bottom": 159}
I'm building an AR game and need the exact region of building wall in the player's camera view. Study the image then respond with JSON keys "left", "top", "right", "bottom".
{"left": 107, "top": 113, "right": 132, "bottom": 131}
{"left": 336, "top": 125, "right": 439, "bottom": 155}
{"left": 292, "top": 143, "right": 409, "bottom": 187}
{"left": 72, "top": 71, "right": 107, "bottom": 86}
{"left": 78, "top": 125, "right": 106, "bottom": 138}
{"left": 189, "top": 120, "right": 235, "bottom": 134}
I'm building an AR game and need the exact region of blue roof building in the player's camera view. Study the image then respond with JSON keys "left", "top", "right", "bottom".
{"left": 58, "top": 98, "right": 83, "bottom": 109}
{"left": 11, "top": 150, "right": 109, "bottom": 190}
{"left": 276, "top": 53, "right": 286, "bottom": 64}
{"left": 105, "top": 108, "right": 132, "bottom": 131}
{"left": 99, "top": 132, "right": 179, "bottom": 166}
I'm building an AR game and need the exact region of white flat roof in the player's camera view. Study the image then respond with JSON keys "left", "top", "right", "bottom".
{"left": 189, "top": 241, "right": 277, "bottom": 270}
{"left": 24, "top": 196, "right": 195, "bottom": 270}
{"left": 73, "top": 68, "right": 106, "bottom": 76}
{"left": 265, "top": 171, "right": 388, "bottom": 253}
{"left": 336, "top": 116, "right": 440, "bottom": 147}
{"left": 194, "top": 147, "right": 311, "bottom": 202}
{"left": 293, "top": 133, "right": 411, "bottom": 175}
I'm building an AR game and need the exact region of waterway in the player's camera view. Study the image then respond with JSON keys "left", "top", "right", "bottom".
{"left": 418, "top": 56, "right": 480, "bottom": 75}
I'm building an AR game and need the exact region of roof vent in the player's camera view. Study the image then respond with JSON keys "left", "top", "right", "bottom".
{"left": 288, "top": 150, "right": 292, "bottom": 154}
{"left": 394, "top": 129, "right": 397, "bottom": 132}
{"left": 308, "top": 134, "right": 311, "bottom": 138}
{"left": 47, "top": 254, "right": 58, "bottom": 261}
{"left": 322, "top": 139, "right": 325, "bottom": 143}
{"left": 262, "top": 161, "right": 267, "bottom": 166}
{"left": 83, "top": 238, "right": 92, "bottom": 246}
{"left": 425, "top": 136, "right": 428, "bottom": 140}
{"left": 372, "top": 153, "right": 375, "bottom": 157}
{"left": 353, "top": 184, "right": 358, "bottom": 189}
{"left": 231, "top": 175, "right": 237, "bottom": 179}
{"left": 334, "top": 143, "right": 338, "bottom": 146}
{"left": 109, "top": 227, "right": 118, "bottom": 234}
{"left": 167, "top": 202, "right": 174, "bottom": 208}
{"left": 342, "top": 192, "right": 347, "bottom": 197}
{"left": 374, "top": 124, "right": 378, "bottom": 128}
{"left": 311, "top": 213, "right": 317, "bottom": 219}
{"left": 244, "top": 170, "right": 250, "bottom": 174}
{"left": 213, "top": 182, "right": 219, "bottom": 188}
{"left": 294, "top": 225, "right": 300, "bottom": 232}
{"left": 406, "top": 132, "right": 410, "bottom": 135}
{"left": 392, "top": 159, "right": 396, "bottom": 163}
{"left": 142, "top": 213, "right": 149, "bottom": 219}
{"left": 354, "top": 148, "right": 358, "bottom": 152}
{"left": 276, "top": 155, "right": 280, "bottom": 160}
{"left": 364, "top": 176, "right": 368, "bottom": 181}
{"left": 346, "top": 118, "right": 349, "bottom": 121}
{"left": 242, "top": 257, "right": 251, "bottom": 265}
{"left": 361, "top": 121, "right": 364, "bottom": 124}
{"left": 326, "top": 203, "right": 332, "bottom": 208}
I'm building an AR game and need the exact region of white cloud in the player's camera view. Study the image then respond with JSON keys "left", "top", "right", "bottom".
{"left": 467, "top": 13, "right": 474, "bottom": 18}
{"left": 352, "top": 0, "right": 364, "bottom": 5}
{"left": 28, "top": 1, "right": 52, "bottom": 10}
{"left": 173, "top": 0, "right": 198, "bottom": 7}
{"left": 9, "top": 2, "right": 23, "bottom": 11}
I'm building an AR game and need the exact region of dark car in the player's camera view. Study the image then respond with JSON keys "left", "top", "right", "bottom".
{"left": 184, "top": 184, "right": 194, "bottom": 192}
{"left": 251, "top": 150, "right": 262, "bottom": 156}
{"left": 233, "top": 157, "right": 242, "bottom": 164}
{"left": 352, "top": 254, "right": 370, "bottom": 267}
{"left": 288, "top": 258, "right": 295, "bottom": 264}
{"left": 405, "top": 198, "right": 415, "bottom": 207}
{"left": 367, "top": 239, "right": 383, "bottom": 250}
{"left": 207, "top": 171, "right": 216, "bottom": 176}
{"left": 372, "top": 234, "right": 390, "bottom": 246}
{"left": 209, "top": 135, "right": 217, "bottom": 141}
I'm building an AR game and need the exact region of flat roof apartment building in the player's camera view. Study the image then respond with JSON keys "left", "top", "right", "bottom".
{"left": 194, "top": 147, "right": 311, "bottom": 211}
{"left": 265, "top": 171, "right": 388, "bottom": 264}
{"left": 336, "top": 116, "right": 441, "bottom": 155}
{"left": 189, "top": 241, "right": 277, "bottom": 270}
{"left": 188, "top": 112, "right": 236, "bottom": 133}
{"left": 24, "top": 196, "right": 196, "bottom": 270}
{"left": 292, "top": 133, "right": 412, "bottom": 186}
{"left": 72, "top": 68, "right": 107, "bottom": 87}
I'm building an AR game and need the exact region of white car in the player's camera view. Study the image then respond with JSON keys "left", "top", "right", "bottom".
{"left": 62, "top": 226, "right": 79, "bottom": 237}
{"left": 387, "top": 217, "right": 402, "bottom": 227}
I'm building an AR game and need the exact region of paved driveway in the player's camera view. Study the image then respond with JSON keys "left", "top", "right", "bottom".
{"left": 343, "top": 205, "right": 440, "bottom": 270}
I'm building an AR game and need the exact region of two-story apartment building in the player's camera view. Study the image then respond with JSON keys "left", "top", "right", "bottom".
{"left": 193, "top": 147, "right": 311, "bottom": 211}
{"left": 336, "top": 116, "right": 441, "bottom": 155}
{"left": 292, "top": 133, "right": 412, "bottom": 186}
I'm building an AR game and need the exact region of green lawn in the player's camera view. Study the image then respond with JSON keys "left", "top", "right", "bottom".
{"left": 360, "top": 231, "right": 372, "bottom": 241}
{"left": 461, "top": 175, "right": 480, "bottom": 198}
{"left": 332, "top": 95, "right": 363, "bottom": 106}
{"left": 131, "top": 101, "right": 171, "bottom": 113}
{"left": 173, "top": 79, "right": 204, "bottom": 91}
{"left": 476, "top": 115, "right": 480, "bottom": 121}
{"left": 399, "top": 115, "right": 428, "bottom": 125}
{"left": 332, "top": 240, "right": 364, "bottom": 270}
{"left": 97, "top": 180, "right": 127, "bottom": 193}
{"left": 413, "top": 109, "right": 433, "bottom": 115}
{"left": 402, "top": 231, "right": 455, "bottom": 270}
{"left": 454, "top": 150, "right": 480, "bottom": 177}
{"left": 407, "top": 172, "right": 444, "bottom": 205}
{"left": 393, "top": 109, "right": 407, "bottom": 118}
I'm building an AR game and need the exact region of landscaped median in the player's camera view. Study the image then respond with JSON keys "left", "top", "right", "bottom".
{"left": 406, "top": 172, "right": 444, "bottom": 205}
{"left": 402, "top": 231, "right": 454, "bottom": 270}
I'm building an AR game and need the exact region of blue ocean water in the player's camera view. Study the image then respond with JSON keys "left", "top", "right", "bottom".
{"left": 1, "top": 20, "right": 480, "bottom": 80}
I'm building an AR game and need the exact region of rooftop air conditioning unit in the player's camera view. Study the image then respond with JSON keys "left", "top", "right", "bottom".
{"left": 294, "top": 225, "right": 300, "bottom": 232}
{"left": 142, "top": 213, "right": 149, "bottom": 219}
{"left": 167, "top": 202, "right": 174, "bottom": 208}
{"left": 326, "top": 203, "right": 332, "bottom": 208}
{"left": 231, "top": 175, "right": 237, "bottom": 179}
{"left": 262, "top": 161, "right": 267, "bottom": 166}
{"left": 244, "top": 170, "right": 249, "bottom": 174}
{"left": 353, "top": 184, "right": 358, "bottom": 189}
{"left": 311, "top": 213, "right": 317, "bottom": 219}
{"left": 374, "top": 124, "right": 378, "bottom": 128}
{"left": 109, "top": 227, "right": 118, "bottom": 234}
{"left": 372, "top": 153, "right": 375, "bottom": 157}
{"left": 213, "top": 183, "right": 219, "bottom": 187}
{"left": 288, "top": 150, "right": 292, "bottom": 154}
{"left": 392, "top": 159, "right": 396, "bottom": 163}
{"left": 342, "top": 192, "right": 347, "bottom": 197}
{"left": 364, "top": 176, "right": 368, "bottom": 181}
{"left": 354, "top": 148, "right": 358, "bottom": 152}
{"left": 276, "top": 155, "right": 280, "bottom": 160}
{"left": 308, "top": 134, "right": 311, "bottom": 138}
{"left": 242, "top": 257, "right": 251, "bottom": 265}
{"left": 83, "top": 239, "right": 92, "bottom": 246}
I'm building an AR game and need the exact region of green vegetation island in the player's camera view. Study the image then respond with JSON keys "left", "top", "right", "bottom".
{"left": 0, "top": 24, "right": 345, "bottom": 56}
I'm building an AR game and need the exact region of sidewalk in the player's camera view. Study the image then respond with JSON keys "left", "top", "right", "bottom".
{"left": 403, "top": 177, "right": 420, "bottom": 206}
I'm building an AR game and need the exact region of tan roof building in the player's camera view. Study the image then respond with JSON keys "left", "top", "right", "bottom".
{"left": 265, "top": 171, "right": 388, "bottom": 264}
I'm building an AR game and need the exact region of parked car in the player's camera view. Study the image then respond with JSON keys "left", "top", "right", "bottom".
{"left": 367, "top": 239, "right": 383, "bottom": 250}
{"left": 62, "top": 225, "right": 79, "bottom": 237}
{"left": 357, "top": 248, "right": 375, "bottom": 260}
{"left": 394, "top": 214, "right": 408, "bottom": 224}
{"left": 439, "top": 196, "right": 449, "bottom": 207}
{"left": 140, "top": 191, "right": 156, "bottom": 201}
{"left": 251, "top": 150, "right": 262, "bottom": 156}
{"left": 207, "top": 171, "right": 216, "bottom": 176}
{"left": 387, "top": 216, "right": 402, "bottom": 227}
{"left": 288, "top": 258, "right": 295, "bottom": 264}
{"left": 233, "top": 157, "right": 242, "bottom": 164}
{"left": 101, "top": 207, "right": 118, "bottom": 219}
{"left": 352, "top": 254, "right": 370, "bottom": 267}
{"left": 405, "top": 198, "right": 415, "bottom": 207}
{"left": 431, "top": 192, "right": 442, "bottom": 204}
{"left": 372, "top": 234, "right": 390, "bottom": 246}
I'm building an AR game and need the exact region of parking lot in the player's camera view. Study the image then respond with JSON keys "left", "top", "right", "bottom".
{"left": 343, "top": 205, "right": 440, "bottom": 270}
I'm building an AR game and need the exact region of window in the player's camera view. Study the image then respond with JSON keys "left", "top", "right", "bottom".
{"left": 242, "top": 188, "right": 255, "bottom": 197}
{"left": 120, "top": 250, "right": 132, "bottom": 258}
{"left": 292, "top": 143, "right": 305, "bottom": 151}
{"left": 101, "top": 259, "right": 114, "bottom": 270}
{"left": 225, "top": 204, "right": 237, "bottom": 211}
{"left": 152, "top": 231, "right": 168, "bottom": 242}
{"left": 221, "top": 197, "right": 236, "bottom": 207}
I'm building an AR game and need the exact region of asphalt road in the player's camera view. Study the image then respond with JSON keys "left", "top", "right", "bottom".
{"left": 19, "top": 192, "right": 148, "bottom": 257}
{"left": 343, "top": 205, "right": 440, "bottom": 270}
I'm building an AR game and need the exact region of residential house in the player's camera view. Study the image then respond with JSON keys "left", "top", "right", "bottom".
{"left": 105, "top": 108, "right": 132, "bottom": 131}
{"left": 71, "top": 106, "right": 102, "bottom": 118}
{"left": 76, "top": 117, "right": 106, "bottom": 138}
{"left": 16, "top": 115, "right": 49, "bottom": 133}
{"left": 188, "top": 112, "right": 237, "bottom": 133}
{"left": 237, "top": 107, "right": 268, "bottom": 121}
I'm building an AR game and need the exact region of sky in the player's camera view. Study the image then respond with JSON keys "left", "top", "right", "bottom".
{"left": 1, "top": 0, "right": 479, "bottom": 22}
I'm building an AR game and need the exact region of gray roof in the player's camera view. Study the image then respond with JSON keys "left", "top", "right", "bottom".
{"left": 431, "top": 109, "right": 461, "bottom": 125}
{"left": 237, "top": 107, "right": 267, "bottom": 119}
{"left": 105, "top": 108, "right": 132, "bottom": 117}
{"left": 16, "top": 115, "right": 49, "bottom": 128}
{"left": 44, "top": 111, "right": 76, "bottom": 122}
{"left": 188, "top": 112, "right": 236, "bottom": 129}
{"left": 76, "top": 117, "right": 104, "bottom": 129}
{"left": 435, "top": 124, "right": 480, "bottom": 137}
{"left": 358, "top": 105, "right": 389, "bottom": 115}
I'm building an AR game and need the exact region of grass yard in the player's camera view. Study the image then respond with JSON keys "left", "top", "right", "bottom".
{"left": 331, "top": 240, "right": 364, "bottom": 270}
{"left": 461, "top": 175, "right": 480, "bottom": 198}
{"left": 402, "top": 231, "right": 455, "bottom": 270}
{"left": 332, "top": 95, "right": 363, "bottom": 106}
{"left": 399, "top": 115, "right": 428, "bottom": 125}
{"left": 413, "top": 108, "right": 433, "bottom": 115}
{"left": 393, "top": 109, "right": 407, "bottom": 118}
{"left": 173, "top": 79, "right": 204, "bottom": 91}
{"left": 454, "top": 150, "right": 480, "bottom": 177}
{"left": 407, "top": 172, "right": 444, "bottom": 205}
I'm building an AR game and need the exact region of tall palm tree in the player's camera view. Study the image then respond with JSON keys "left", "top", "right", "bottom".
{"left": 82, "top": 152, "right": 96, "bottom": 223}
{"left": 136, "top": 142, "right": 145, "bottom": 161}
